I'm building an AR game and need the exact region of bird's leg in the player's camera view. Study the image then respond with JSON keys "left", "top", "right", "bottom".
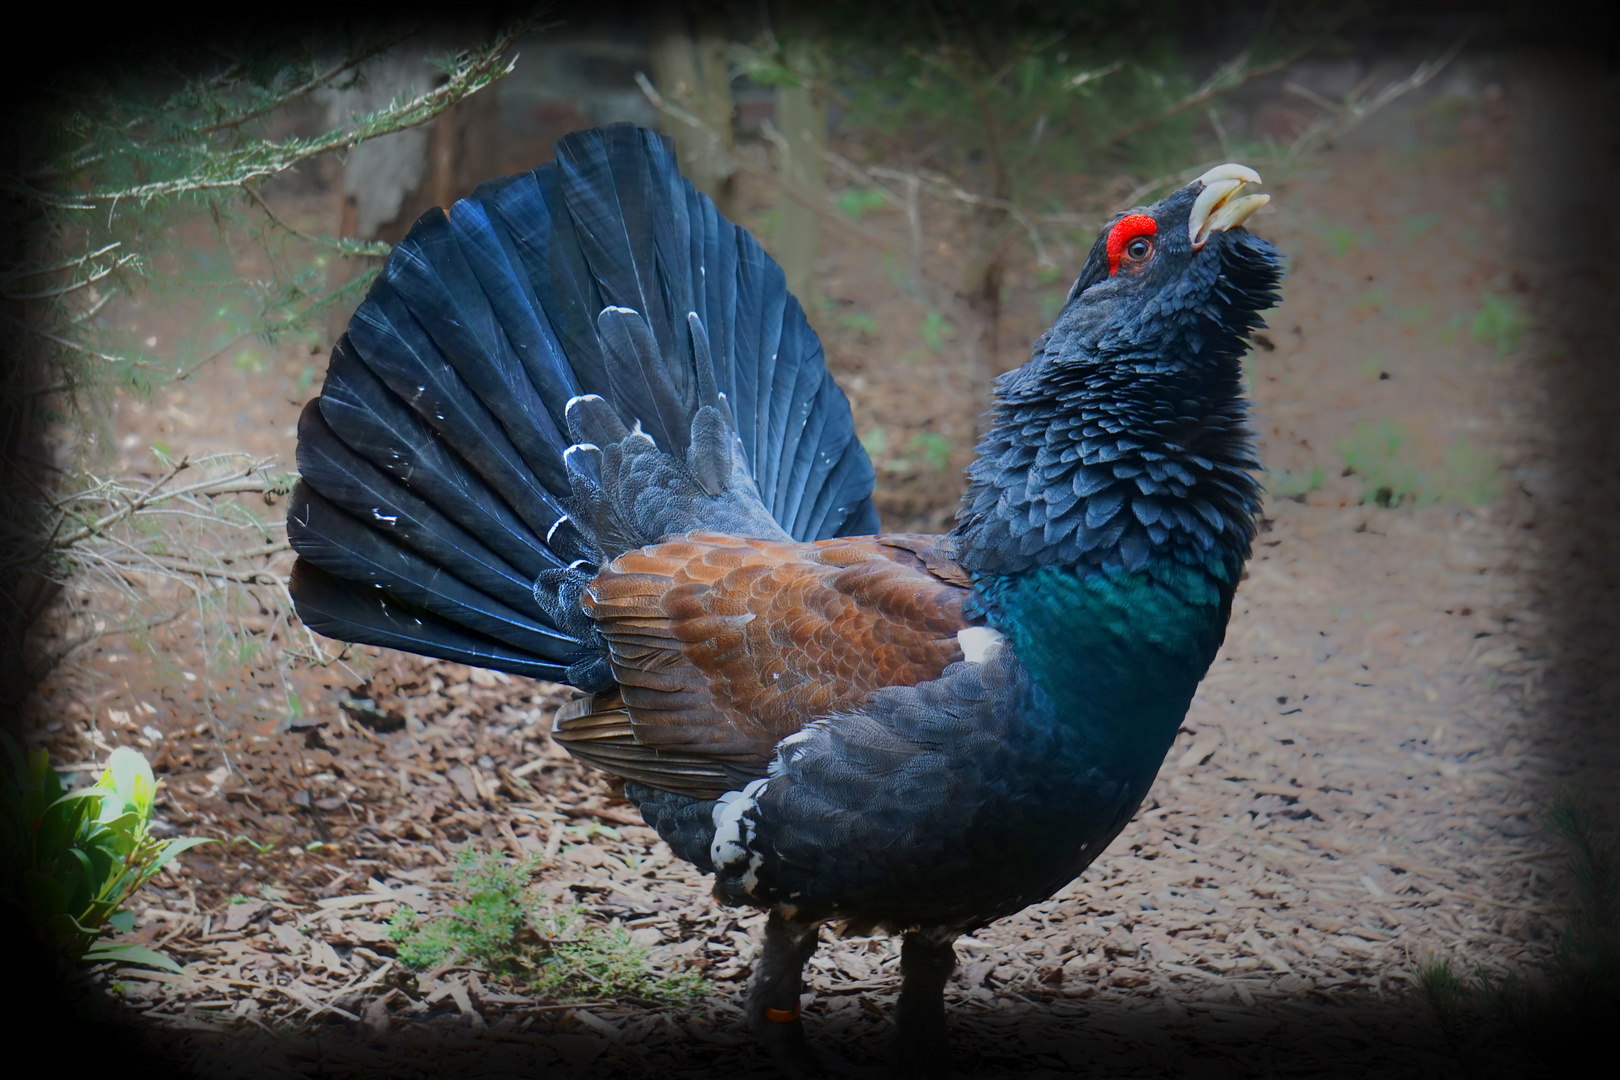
{"left": 891, "top": 929, "right": 958, "bottom": 1078}
{"left": 746, "top": 910, "right": 822, "bottom": 1074}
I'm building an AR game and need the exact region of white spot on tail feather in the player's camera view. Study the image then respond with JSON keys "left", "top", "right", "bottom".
{"left": 957, "top": 626, "right": 1005, "bottom": 663}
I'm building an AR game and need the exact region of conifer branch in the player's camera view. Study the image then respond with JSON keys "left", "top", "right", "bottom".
{"left": 5, "top": 19, "right": 534, "bottom": 209}
{"left": 196, "top": 29, "right": 419, "bottom": 135}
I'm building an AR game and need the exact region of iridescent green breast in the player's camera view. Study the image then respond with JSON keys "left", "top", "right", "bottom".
{"left": 977, "top": 557, "right": 1234, "bottom": 767}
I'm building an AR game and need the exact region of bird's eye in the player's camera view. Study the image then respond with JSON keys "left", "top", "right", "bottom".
{"left": 1125, "top": 237, "right": 1153, "bottom": 262}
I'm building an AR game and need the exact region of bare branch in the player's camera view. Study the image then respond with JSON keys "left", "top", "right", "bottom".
{"left": 2, "top": 241, "right": 124, "bottom": 283}
{"left": 1284, "top": 37, "right": 1467, "bottom": 158}
{"left": 0, "top": 311, "right": 146, "bottom": 367}
{"left": 8, "top": 17, "right": 537, "bottom": 209}
{"left": 171, "top": 330, "right": 255, "bottom": 382}
{"left": 240, "top": 184, "right": 392, "bottom": 259}
{"left": 41, "top": 455, "right": 284, "bottom": 555}
{"left": 0, "top": 252, "right": 138, "bottom": 301}
{"left": 23, "top": 605, "right": 191, "bottom": 697}
{"left": 1103, "top": 41, "right": 1318, "bottom": 146}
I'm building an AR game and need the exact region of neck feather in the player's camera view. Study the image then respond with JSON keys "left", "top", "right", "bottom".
{"left": 949, "top": 342, "right": 1260, "bottom": 597}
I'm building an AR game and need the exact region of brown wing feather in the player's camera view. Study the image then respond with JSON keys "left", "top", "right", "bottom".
{"left": 556, "top": 531, "right": 971, "bottom": 796}
{"left": 551, "top": 690, "right": 740, "bottom": 796}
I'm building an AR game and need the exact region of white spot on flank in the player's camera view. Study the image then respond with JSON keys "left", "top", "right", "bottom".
{"left": 957, "top": 626, "right": 1005, "bottom": 663}
{"left": 371, "top": 508, "right": 398, "bottom": 526}
{"left": 710, "top": 777, "right": 768, "bottom": 874}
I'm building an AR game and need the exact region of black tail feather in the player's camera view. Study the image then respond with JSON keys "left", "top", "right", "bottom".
{"left": 288, "top": 561, "right": 572, "bottom": 681}
{"left": 288, "top": 483, "right": 575, "bottom": 661}
{"left": 314, "top": 341, "right": 572, "bottom": 573}
{"left": 382, "top": 216, "right": 574, "bottom": 493}
{"left": 347, "top": 286, "right": 565, "bottom": 543}
{"left": 294, "top": 400, "right": 542, "bottom": 615}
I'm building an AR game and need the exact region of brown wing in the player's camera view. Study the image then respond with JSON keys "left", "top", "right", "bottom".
{"left": 552, "top": 531, "right": 972, "bottom": 797}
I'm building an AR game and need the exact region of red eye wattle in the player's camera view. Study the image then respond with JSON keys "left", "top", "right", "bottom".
{"left": 1107, "top": 214, "right": 1158, "bottom": 275}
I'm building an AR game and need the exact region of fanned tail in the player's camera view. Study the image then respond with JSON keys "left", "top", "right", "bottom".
{"left": 288, "top": 124, "right": 877, "bottom": 682}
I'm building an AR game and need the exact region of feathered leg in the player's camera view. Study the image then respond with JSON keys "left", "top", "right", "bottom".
{"left": 892, "top": 930, "right": 958, "bottom": 1078}
{"left": 746, "top": 911, "right": 826, "bottom": 1075}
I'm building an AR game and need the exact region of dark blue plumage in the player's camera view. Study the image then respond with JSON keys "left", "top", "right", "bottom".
{"left": 289, "top": 125, "right": 877, "bottom": 679}
{"left": 288, "top": 132, "right": 1282, "bottom": 1076}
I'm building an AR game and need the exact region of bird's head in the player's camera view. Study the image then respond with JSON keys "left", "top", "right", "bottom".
{"left": 1049, "top": 164, "right": 1281, "bottom": 368}
{"left": 954, "top": 165, "right": 1283, "bottom": 585}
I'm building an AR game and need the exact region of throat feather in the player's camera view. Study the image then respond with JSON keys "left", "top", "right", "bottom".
{"left": 951, "top": 369, "right": 1259, "bottom": 584}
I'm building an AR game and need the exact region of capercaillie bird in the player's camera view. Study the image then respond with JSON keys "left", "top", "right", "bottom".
{"left": 286, "top": 123, "right": 1280, "bottom": 1075}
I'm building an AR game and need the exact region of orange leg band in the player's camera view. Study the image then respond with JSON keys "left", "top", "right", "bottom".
{"left": 763, "top": 1005, "right": 801, "bottom": 1023}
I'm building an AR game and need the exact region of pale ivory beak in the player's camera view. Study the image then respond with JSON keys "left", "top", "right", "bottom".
{"left": 1189, "top": 163, "right": 1269, "bottom": 249}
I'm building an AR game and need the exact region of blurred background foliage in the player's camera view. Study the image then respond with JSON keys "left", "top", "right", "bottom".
{"left": 2, "top": 18, "right": 537, "bottom": 712}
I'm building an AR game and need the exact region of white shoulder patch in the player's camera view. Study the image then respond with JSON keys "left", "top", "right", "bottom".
{"left": 767, "top": 726, "right": 817, "bottom": 778}
{"left": 957, "top": 626, "right": 1005, "bottom": 663}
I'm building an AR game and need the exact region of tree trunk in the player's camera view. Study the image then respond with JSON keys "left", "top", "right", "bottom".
{"left": 775, "top": 38, "right": 826, "bottom": 315}
{"left": 649, "top": 8, "right": 739, "bottom": 219}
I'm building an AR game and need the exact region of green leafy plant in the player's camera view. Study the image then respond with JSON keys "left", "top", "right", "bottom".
{"left": 0, "top": 736, "right": 215, "bottom": 973}
{"left": 388, "top": 848, "right": 703, "bottom": 1003}
{"left": 531, "top": 904, "right": 704, "bottom": 1003}
{"left": 860, "top": 426, "right": 890, "bottom": 458}
{"left": 908, "top": 432, "right": 954, "bottom": 472}
{"left": 1354, "top": 287, "right": 1389, "bottom": 310}
{"left": 1038, "top": 288, "right": 1069, "bottom": 323}
{"left": 1323, "top": 223, "right": 1362, "bottom": 255}
{"left": 1338, "top": 420, "right": 1433, "bottom": 506}
{"left": 1440, "top": 439, "right": 1502, "bottom": 505}
{"left": 1401, "top": 212, "right": 1440, "bottom": 244}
